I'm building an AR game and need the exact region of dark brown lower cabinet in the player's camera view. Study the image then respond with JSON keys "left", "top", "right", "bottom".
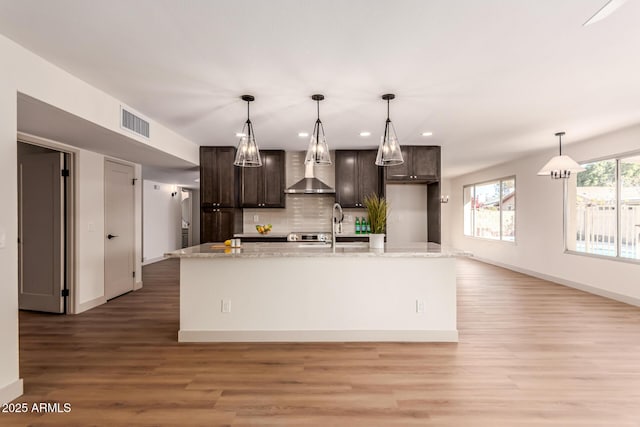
{"left": 200, "top": 206, "right": 241, "bottom": 243}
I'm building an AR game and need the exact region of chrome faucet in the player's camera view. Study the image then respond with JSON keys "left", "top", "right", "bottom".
{"left": 332, "top": 202, "right": 344, "bottom": 248}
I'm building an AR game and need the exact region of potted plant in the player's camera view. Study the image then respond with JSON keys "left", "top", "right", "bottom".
{"left": 363, "top": 194, "right": 388, "bottom": 249}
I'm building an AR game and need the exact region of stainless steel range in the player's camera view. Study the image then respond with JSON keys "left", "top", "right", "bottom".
{"left": 286, "top": 232, "right": 331, "bottom": 243}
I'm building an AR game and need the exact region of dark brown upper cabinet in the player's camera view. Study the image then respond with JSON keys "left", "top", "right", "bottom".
{"left": 335, "top": 150, "right": 382, "bottom": 208}
{"left": 385, "top": 146, "right": 440, "bottom": 183}
{"left": 240, "top": 150, "right": 285, "bottom": 208}
{"left": 200, "top": 146, "right": 238, "bottom": 207}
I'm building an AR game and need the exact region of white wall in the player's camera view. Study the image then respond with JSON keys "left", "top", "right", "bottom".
{"left": 440, "top": 178, "right": 453, "bottom": 246}
{"left": 143, "top": 180, "right": 182, "bottom": 262}
{"left": 0, "top": 33, "right": 199, "bottom": 403}
{"left": 447, "top": 124, "right": 640, "bottom": 305}
{"left": 75, "top": 148, "right": 105, "bottom": 306}
{"left": 0, "top": 71, "right": 21, "bottom": 405}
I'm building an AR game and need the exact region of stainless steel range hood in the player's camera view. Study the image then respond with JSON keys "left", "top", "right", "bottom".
{"left": 285, "top": 163, "right": 335, "bottom": 194}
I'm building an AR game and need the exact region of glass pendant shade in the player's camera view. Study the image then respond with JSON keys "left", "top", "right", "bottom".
{"left": 376, "top": 93, "right": 404, "bottom": 166}
{"left": 537, "top": 132, "right": 584, "bottom": 179}
{"left": 304, "top": 94, "right": 332, "bottom": 165}
{"left": 304, "top": 119, "right": 331, "bottom": 165}
{"left": 234, "top": 95, "right": 262, "bottom": 167}
{"left": 234, "top": 120, "right": 262, "bottom": 167}
{"left": 376, "top": 119, "right": 404, "bottom": 166}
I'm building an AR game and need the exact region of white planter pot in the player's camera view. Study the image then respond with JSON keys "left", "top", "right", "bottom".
{"left": 369, "top": 233, "right": 385, "bottom": 249}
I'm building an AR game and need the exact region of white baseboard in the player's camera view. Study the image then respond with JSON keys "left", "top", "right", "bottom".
{"left": 77, "top": 296, "right": 107, "bottom": 313}
{"left": 142, "top": 256, "right": 166, "bottom": 266}
{"left": 0, "top": 379, "right": 23, "bottom": 405}
{"left": 134, "top": 281, "right": 143, "bottom": 291}
{"left": 178, "top": 329, "right": 459, "bottom": 343}
{"left": 472, "top": 256, "right": 640, "bottom": 307}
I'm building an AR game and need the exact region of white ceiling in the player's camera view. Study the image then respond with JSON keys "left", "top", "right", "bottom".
{"left": 2, "top": 0, "right": 640, "bottom": 178}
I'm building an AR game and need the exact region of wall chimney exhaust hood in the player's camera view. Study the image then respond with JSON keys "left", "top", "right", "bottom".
{"left": 285, "top": 163, "right": 335, "bottom": 194}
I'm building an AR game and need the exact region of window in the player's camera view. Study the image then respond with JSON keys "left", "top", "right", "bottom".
{"left": 463, "top": 177, "right": 516, "bottom": 242}
{"left": 568, "top": 155, "right": 640, "bottom": 261}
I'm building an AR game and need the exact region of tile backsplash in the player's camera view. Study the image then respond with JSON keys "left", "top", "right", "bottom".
{"left": 243, "top": 151, "right": 367, "bottom": 233}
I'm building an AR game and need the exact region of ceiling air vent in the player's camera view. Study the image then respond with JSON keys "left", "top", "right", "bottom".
{"left": 121, "top": 106, "right": 150, "bottom": 139}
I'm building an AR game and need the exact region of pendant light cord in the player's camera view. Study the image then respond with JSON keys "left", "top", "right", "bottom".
{"left": 245, "top": 99, "right": 252, "bottom": 139}
{"left": 558, "top": 133, "right": 562, "bottom": 156}
{"left": 383, "top": 98, "right": 391, "bottom": 142}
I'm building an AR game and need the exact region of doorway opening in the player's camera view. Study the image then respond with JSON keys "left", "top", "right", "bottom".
{"left": 181, "top": 188, "right": 193, "bottom": 248}
{"left": 17, "top": 141, "right": 74, "bottom": 314}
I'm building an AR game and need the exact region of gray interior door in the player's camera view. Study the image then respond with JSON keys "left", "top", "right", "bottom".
{"left": 105, "top": 160, "right": 135, "bottom": 300}
{"left": 18, "top": 142, "right": 65, "bottom": 313}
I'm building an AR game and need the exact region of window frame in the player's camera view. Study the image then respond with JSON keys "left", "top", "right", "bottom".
{"left": 564, "top": 150, "right": 640, "bottom": 265}
{"left": 463, "top": 175, "right": 516, "bottom": 243}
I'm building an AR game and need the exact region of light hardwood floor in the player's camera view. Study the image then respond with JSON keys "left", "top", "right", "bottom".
{"left": 3, "top": 257, "right": 640, "bottom": 426}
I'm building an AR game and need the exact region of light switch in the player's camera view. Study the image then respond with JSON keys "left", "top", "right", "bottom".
{"left": 0, "top": 228, "right": 5, "bottom": 249}
{"left": 88, "top": 222, "right": 96, "bottom": 232}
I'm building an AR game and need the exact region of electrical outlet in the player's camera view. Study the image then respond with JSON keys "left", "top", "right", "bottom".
{"left": 416, "top": 300, "right": 425, "bottom": 313}
{"left": 253, "top": 215, "right": 259, "bottom": 223}
{"left": 221, "top": 299, "right": 231, "bottom": 313}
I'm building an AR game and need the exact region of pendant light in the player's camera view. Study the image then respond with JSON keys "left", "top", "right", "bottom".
{"left": 375, "top": 93, "right": 404, "bottom": 166}
{"left": 233, "top": 95, "right": 262, "bottom": 167}
{"left": 304, "top": 94, "right": 331, "bottom": 165}
{"left": 537, "top": 132, "right": 585, "bottom": 179}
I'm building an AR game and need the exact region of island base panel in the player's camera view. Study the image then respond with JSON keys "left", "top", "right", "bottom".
{"left": 179, "top": 256, "right": 457, "bottom": 342}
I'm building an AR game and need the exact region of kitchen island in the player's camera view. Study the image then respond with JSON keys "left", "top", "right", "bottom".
{"left": 166, "top": 242, "right": 464, "bottom": 343}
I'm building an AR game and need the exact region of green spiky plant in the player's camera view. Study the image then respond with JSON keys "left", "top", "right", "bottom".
{"left": 363, "top": 194, "right": 389, "bottom": 234}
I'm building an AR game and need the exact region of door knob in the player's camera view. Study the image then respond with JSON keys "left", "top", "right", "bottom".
{"left": 107, "top": 234, "right": 118, "bottom": 239}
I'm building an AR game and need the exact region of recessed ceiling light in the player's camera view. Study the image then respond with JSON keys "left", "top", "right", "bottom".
{"left": 194, "top": 178, "right": 200, "bottom": 183}
{"left": 235, "top": 132, "right": 246, "bottom": 137}
{"left": 421, "top": 132, "right": 433, "bottom": 137}
{"left": 298, "top": 132, "right": 309, "bottom": 138}
{"left": 359, "top": 131, "right": 371, "bottom": 137}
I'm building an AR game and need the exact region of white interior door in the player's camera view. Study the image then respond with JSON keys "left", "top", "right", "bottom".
{"left": 105, "top": 160, "right": 135, "bottom": 300}
{"left": 18, "top": 143, "right": 65, "bottom": 313}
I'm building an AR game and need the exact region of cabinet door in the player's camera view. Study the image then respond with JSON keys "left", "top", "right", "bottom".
{"left": 240, "top": 166, "right": 261, "bottom": 208}
{"left": 335, "top": 151, "right": 358, "bottom": 208}
{"left": 217, "top": 209, "right": 237, "bottom": 242}
{"left": 262, "top": 151, "right": 285, "bottom": 207}
{"left": 412, "top": 146, "right": 440, "bottom": 180}
{"left": 216, "top": 147, "right": 237, "bottom": 207}
{"left": 357, "top": 150, "right": 380, "bottom": 206}
{"left": 427, "top": 182, "right": 441, "bottom": 244}
{"left": 200, "top": 148, "right": 216, "bottom": 203}
{"left": 384, "top": 146, "right": 411, "bottom": 181}
{"left": 200, "top": 210, "right": 217, "bottom": 243}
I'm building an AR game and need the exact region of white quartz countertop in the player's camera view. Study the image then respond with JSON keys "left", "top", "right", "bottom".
{"left": 165, "top": 242, "right": 469, "bottom": 259}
